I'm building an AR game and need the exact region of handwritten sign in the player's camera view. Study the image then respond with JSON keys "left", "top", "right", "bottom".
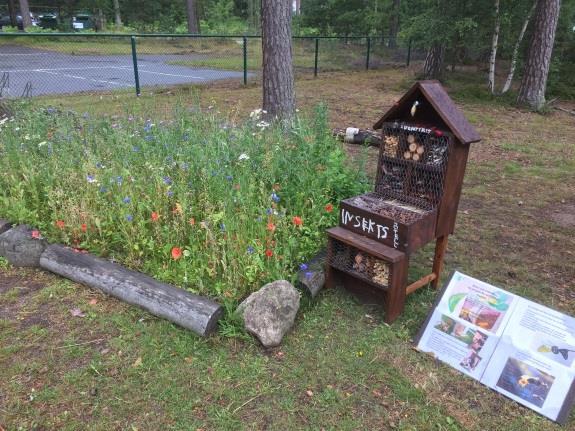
{"left": 340, "top": 208, "right": 390, "bottom": 241}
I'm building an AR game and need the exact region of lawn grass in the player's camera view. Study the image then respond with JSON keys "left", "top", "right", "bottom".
{"left": 1, "top": 68, "right": 575, "bottom": 429}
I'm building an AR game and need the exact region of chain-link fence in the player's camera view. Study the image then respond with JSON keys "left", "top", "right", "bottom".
{"left": 0, "top": 33, "right": 418, "bottom": 98}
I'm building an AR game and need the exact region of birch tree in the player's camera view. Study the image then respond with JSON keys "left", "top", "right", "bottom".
{"left": 488, "top": 0, "right": 500, "bottom": 93}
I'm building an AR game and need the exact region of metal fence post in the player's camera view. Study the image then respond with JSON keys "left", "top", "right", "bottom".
{"left": 243, "top": 36, "right": 248, "bottom": 85}
{"left": 406, "top": 39, "right": 412, "bottom": 68}
{"left": 314, "top": 38, "right": 319, "bottom": 77}
{"left": 366, "top": 37, "right": 371, "bottom": 70}
{"left": 130, "top": 35, "right": 141, "bottom": 96}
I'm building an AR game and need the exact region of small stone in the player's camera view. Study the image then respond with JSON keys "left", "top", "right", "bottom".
{"left": 237, "top": 280, "right": 300, "bottom": 347}
{"left": 0, "top": 225, "right": 47, "bottom": 267}
{"left": 518, "top": 201, "right": 523, "bottom": 206}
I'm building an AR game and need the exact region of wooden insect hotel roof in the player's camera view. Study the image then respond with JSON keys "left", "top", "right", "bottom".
{"left": 373, "top": 80, "right": 481, "bottom": 145}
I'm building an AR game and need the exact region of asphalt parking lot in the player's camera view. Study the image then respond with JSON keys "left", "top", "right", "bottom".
{"left": 0, "top": 44, "right": 246, "bottom": 97}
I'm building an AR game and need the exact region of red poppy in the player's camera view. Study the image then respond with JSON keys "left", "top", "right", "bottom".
{"left": 31, "top": 230, "right": 41, "bottom": 239}
{"left": 171, "top": 247, "right": 182, "bottom": 260}
{"left": 55, "top": 220, "right": 65, "bottom": 230}
{"left": 151, "top": 212, "right": 160, "bottom": 222}
{"left": 81, "top": 223, "right": 88, "bottom": 232}
{"left": 265, "top": 249, "right": 273, "bottom": 258}
{"left": 325, "top": 203, "right": 334, "bottom": 213}
{"left": 266, "top": 222, "right": 276, "bottom": 232}
{"left": 292, "top": 216, "right": 303, "bottom": 226}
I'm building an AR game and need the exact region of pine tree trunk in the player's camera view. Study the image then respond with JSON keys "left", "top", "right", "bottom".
{"left": 488, "top": 0, "right": 500, "bottom": 94}
{"left": 388, "top": 0, "right": 400, "bottom": 48}
{"left": 423, "top": 43, "right": 445, "bottom": 80}
{"left": 7, "top": 0, "right": 17, "bottom": 28}
{"left": 18, "top": 0, "right": 32, "bottom": 29}
{"left": 517, "top": 0, "right": 561, "bottom": 110}
{"left": 186, "top": 0, "right": 199, "bottom": 34}
{"left": 113, "top": 0, "right": 122, "bottom": 30}
{"left": 501, "top": 0, "right": 536, "bottom": 94}
{"left": 262, "top": 0, "right": 295, "bottom": 121}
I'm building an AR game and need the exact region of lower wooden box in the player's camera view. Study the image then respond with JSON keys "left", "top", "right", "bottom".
{"left": 325, "top": 226, "right": 408, "bottom": 323}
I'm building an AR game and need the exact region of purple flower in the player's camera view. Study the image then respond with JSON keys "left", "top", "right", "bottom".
{"left": 167, "top": 190, "right": 174, "bottom": 198}
{"left": 226, "top": 175, "right": 233, "bottom": 181}
{"left": 123, "top": 196, "right": 131, "bottom": 204}
{"left": 219, "top": 223, "right": 226, "bottom": 232}
{"left": 116, "top": 176, "right": 123, "bottom": 185}
{"left": 305, "top": 271, "right": 314, "bottom": 279}
{"left": 162, "top": 176, "right": 173, "bottom": 185}
{"left": 144, "top": 135, "right": 154, "bottom": 142}
{"left": 299, "top": 263, "right": 309, "bottom": 271}
{"left": 271, "top": 192, "right": 280, "bottom": 203}
{"left": 266, "top": 208, "right": 273, "bottom": 215}
{"left": 125, "top": 214, "right": 133, "bottom": 222}
{"left": 86, "top": 174, "right": 96, "bottom": 183}
{"left": 247, "top": 246, "right": 255, "bottom": 254}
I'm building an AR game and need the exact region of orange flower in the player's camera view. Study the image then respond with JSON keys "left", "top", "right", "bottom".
{"left": 325, "top": 203, "right": 334, "bottom": 213}
{"left": 189, "top": 217, "right": 195, "bottom": 226}
{"left": 292, "top": 216, "right": 303, "bottom": 226}
{"left": 266, "top": 222, "right": 276, "bottom": 232}
{"left": 265, "top": 249, "right": 273, "bottom": 258}
{"left": 171, "top": 247, "right": 182, "bottom": 260}
{"left": 81, "top": 223, "right": 87, "bottom": 232}
{"left": 55, "top": 220, "right": 65, "bottom": 229}
{"left": 151, "top": 212, "right": 160, "bottom": 222}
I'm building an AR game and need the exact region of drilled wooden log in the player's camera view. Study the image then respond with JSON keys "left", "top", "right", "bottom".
{"left": 39, "top": 244, "right": 223, "bottom": 336}
{"left": 332, "top": 128, "right": 382, "bottom": 147}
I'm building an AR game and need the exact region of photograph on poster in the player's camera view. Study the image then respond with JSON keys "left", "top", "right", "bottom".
{"left": 496, "top": 357, "right": 555, "bottom": 408}
{"left": 531, "top": 337, "right": 575, "bottom": 368}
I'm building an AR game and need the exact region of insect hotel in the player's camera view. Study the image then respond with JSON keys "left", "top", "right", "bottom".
{"left": 325, "top": 80, "right": 481, "bottom": 323}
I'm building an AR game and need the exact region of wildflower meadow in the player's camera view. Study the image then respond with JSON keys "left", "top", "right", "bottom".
{"left": 0, "top": 103, "right": 368, "bottom": 307}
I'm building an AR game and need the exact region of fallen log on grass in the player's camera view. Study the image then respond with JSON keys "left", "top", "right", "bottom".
{"left": 332, "top": 127, "right": 382, "bottom": 147}
{"left": 39, "top": 244, "right": 223, "bottom": 337}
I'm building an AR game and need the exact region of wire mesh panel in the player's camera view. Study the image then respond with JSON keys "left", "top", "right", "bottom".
{"left": 0, "top": 34, "right": 134, "bottom": 98}
{"left": 339, "top": 122, "right": 452, "bottom": 252}
{"left": 135, "top": 36, "right": 247, "bottom": 91}
{"left": 328, "top": 237, "right": 391, "bottom": 289}
{"left": 376, "top": 122, "right": 452, "bottom": 210}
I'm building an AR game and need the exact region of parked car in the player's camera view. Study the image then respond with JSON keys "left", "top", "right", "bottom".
{"left": 0, "top": 13, "right": 38, "bottom": 30}
{"left": 71, "top": 12, "right": 94, "bottom": 31}
{"left": 38, "top": 12, "right": 59, "bottom": 30}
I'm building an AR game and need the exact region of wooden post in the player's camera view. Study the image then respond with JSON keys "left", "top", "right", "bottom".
{"left": 384, "top": 255, "right": 408, "bottom": 324}
{"left": 431, "top": 235, "right": 449, "bottom": 289}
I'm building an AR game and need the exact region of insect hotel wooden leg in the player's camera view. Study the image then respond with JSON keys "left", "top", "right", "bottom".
{"left": 431, "top": 235, "right": 449, "bottom": 289}
{"left": 384, "top": 256, "right": 408, "bottom": 324}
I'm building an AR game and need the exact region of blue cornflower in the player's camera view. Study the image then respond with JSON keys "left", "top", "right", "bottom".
{"left": 82, "top": 112, "right": 90, "bottom": 119}
{"left": 266, "top": 208, "right": 273, "bottom": 215}
{"left": 123, "top": 196, "right": 131, "bottom": 204}
{"left": 219, "top": 223, "right": 226, "bottom": 232}
{"left": 162, "top": 176, "right": 173, "bottom": 185}
{"left": 226, "top": 175, "right": 233, "bottom": 181}
{"left": 211, "top": 170, "right": 218, "bottom": 177}
{"left": 247, "top": 246, "right": 255, "bottom": 254}
{"left": 182, "top": 133, "right": 190, "bottom": 141}
{"left": 116, "top": 176, "right": 123, "bottom": 185}
{"left": 299, "top": 263, "right": 309, "bottom": 271}
{"left": 143, "top": 120, "right": 153, "bottom": 132}
{"left": 180, "top": 162, "right": 189, "bottom": 171}
{"left": 46, "top": 107, "right": 56, "bottom": 115}
{"left": 305, "top": 271, "right": 314, "bottom": 279}
{"left": 96, "top": 162, "right": 104, "bottom": 169}
{"left": 132, "top": 146, "right": 140, "bottom": 152}
{"left": 256, "top": 216, "right": 262, "bottom": 222}
{"left": 86, "top": 174, "right": 96, "bottom": 183}
{"left": 271, "top": 192, "right": 280, "bottom": 203}
{"left": 167, "top": 190, "right": 174, "bottom": 197}
{"left": 125, "top": 214, "right": 133, "bottom": 222}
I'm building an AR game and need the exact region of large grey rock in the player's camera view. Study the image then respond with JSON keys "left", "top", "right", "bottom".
{"left": 238, "top": 280, "right": 300, "bottom": 347}
{"left": 0, "top": 225, "right": 47, "bottom": 267}
{"left": 296, "top": 249, "right": 326, "bottom": 298}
